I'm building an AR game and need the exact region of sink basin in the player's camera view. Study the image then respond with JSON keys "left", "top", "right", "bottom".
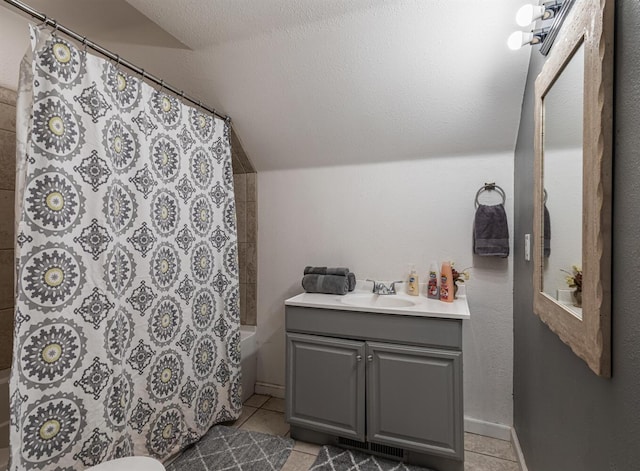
{"left": 340, "top": 293, "right": 418, "bottom": 308}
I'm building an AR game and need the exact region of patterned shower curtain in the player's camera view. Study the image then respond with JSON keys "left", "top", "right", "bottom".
{"left": 9, "top": 26, "right": 241, "bottom": 470}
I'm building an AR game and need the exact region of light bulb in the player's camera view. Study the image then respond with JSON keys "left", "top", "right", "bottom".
{"left": 516, "top": 4, "right": 546, "bottom": 27}
{"left": 507, "top": 31, "right": 533, "bottom": 50}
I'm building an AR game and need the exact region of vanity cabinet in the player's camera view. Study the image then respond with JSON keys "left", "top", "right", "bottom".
{"left": 285, "top": 305, "right": 464, "bottom": 471}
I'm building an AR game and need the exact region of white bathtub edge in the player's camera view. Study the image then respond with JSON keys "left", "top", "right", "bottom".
{"left": 239, "top": 325, "right": 257, "bottom": 402}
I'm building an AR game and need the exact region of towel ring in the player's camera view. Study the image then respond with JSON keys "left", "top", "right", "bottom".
{"left": 475, "top": 182, "right": 506, "bottom": 208}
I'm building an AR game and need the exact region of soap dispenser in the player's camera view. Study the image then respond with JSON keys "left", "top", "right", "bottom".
{"left": 440, "top": 261, "right": 454, "bottom": 303}
{"left": 407, "top": 265, "right": 419, "bottom": 296}
{"left": 426, "top": 262, "right": 440, "bottom": 299}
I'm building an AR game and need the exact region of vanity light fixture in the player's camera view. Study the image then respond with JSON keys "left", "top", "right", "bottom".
{"left": 507, "top": 28, "right": 549, "bottom": 50}
{"left": 508, "top": 0, "right": 567, "bottom": 52}
{"left": 516, "top": 0, "right": 563, "bottom": 27}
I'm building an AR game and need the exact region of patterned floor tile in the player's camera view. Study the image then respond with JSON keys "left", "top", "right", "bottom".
{"left": 464, "top": 451, "right": 521, "bottom": 471}
{"left": 244, "top": 394, "right": 270, "bottom": 408}
{"left": 240, "top": 409, "right": 290, "bottom": 437}
{"left": 464, "top": 433, "right": 517, "bottom": 462}
{"left": 281, "top": 450, "right": 318, "bottom": 471}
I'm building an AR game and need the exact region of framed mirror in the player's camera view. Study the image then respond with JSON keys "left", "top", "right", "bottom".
{"left": 533, "top": 0, "right": 614, "bottom": 377}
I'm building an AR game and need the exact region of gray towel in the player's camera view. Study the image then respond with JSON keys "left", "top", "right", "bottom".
{"left": 544, "top": 204, "right": 551, "bottom": 258}
{"left": 302, "top": 274, "right": 349, "bottom": 295}
{"left": 304, "top": 266, "right": 350, "bottom": 276}
{"left": 473, "top": 204, "right": 509, "bottom": 257}
{"left": 347, "top": 272, "right": 356, "bottom": 291}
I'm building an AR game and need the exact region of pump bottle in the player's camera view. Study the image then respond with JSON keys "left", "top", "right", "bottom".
{"left": 440, "top": 261, "right": 454, "bottom": 303}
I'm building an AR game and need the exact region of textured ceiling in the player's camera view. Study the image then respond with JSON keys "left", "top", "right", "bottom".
{"left": 126, "top": 0, "right": 532, "bottom": 170}
{"left": 0, "top": 0, "right": 533, "bottom": 171}
{"left": 127, "top": 0, "right": 392, "bottom": 48}
{"left": 24, "top": 0, "right": 188, "bottom": 48}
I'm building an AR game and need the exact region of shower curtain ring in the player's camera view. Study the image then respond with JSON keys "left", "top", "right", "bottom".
{"left": 140, "top": 69, "right": 145, "bottom": 79}
{"left": 81, "top": 36, "right": 88, "bottom": 52}
{"left": 160, "top": 80, "right": 165, "bottom": 93}
{"left": 39, "top": 14, "right": 48, "bottom": 28}
{"left": 52, "top": 20, "right": 58, "bottom": 36}
{"left": 180, "top": 90, "right": 185, "bottom": 102}
{"left": 115, "top": 55, "right": 121, "bottom": 70}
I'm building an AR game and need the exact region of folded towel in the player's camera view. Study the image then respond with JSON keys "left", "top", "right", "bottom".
{"left": 302, "top": 274, "right": 349, "bottom": 295}
{"left": 473, "top": 204, "right": 509, "bottom": 257}
{"left": 304, "top": 266, "right": 350, "bottom": 276}
{"left": 544, "top": 204, "right": 551, "bottom": 258}
{"left": 347, "top": 272, "right": 356, "bottom": 291}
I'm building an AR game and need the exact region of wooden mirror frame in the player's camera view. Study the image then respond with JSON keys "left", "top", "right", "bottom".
{"left": 533, "top": 0, "right": 614, "bottom": 377}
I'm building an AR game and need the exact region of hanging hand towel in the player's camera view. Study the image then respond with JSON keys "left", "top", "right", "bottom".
{"left": 544, "top": 204, "right": 551, "bottom": 257}
{"left": 473, "top": 204, "right": 509, "bottom": 257}
{"left": 302, "top": 274, "right": 349, "bottom": 295}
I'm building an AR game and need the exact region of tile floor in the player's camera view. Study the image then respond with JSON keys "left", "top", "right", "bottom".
{"left": 233, "top": 394, "right": 521, "bottom": 471}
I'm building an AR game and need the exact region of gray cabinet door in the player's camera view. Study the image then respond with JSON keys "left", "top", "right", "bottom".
{"left": 286, "top": 333, "right": 366, "bottom": 440}
{"left": 366, "top": 342, "right": 463, "bottom": 460}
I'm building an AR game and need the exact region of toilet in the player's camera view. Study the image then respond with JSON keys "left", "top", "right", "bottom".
{"left": 86, "top": 457, "right": 166, "bottom": 471}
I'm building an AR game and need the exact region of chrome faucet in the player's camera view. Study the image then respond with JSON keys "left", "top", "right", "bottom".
{"left": 366, "top": 279, "right": 403, "bottom": 295}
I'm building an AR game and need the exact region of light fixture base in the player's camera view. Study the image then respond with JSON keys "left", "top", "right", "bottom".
{"left": 539, "top": 0, "right": 576, "bottom": 55}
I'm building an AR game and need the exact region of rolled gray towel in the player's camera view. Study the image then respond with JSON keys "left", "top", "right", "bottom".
{"left": 347, "top": 272, "right": 356, "bottom": 291}
{"left": 473, "top": 203, "right": 509, "bottom": 257}
{"left": 302, "top": 274, "right": 349, "bottom": 295}
{"left": 304, "top": 266, "right": 350, "bottom": 276}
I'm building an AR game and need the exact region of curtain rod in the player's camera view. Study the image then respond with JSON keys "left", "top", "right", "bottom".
{"left": 3, "top": 0, "right": 230, "bottom": 123}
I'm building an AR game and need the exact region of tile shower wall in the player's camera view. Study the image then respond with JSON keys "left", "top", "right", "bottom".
{"left": 231, "top": 129, "right": 257, "bottom": 325}
{"left": 0, "top": 86, "right": 16, "bottom": 455}
{"left": 0, "top": 87, "right": 15, "bottom": 371}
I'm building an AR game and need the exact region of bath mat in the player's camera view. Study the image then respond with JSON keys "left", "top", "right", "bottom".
{"left": 167, "top": 425, "right": 294, "bottom": 471}
{"left": 309, "top": 445, "right": 434, "bottom": 471}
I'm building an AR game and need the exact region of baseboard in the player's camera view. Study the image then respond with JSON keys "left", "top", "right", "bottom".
{"left": 254, "top": 381, "right": 285, "bottom": 399}
{"left": 511, "top": 427, "right": 529, "bottom": 471}
{"left": 463, "top": 416, "right": 512, "bottom": 441}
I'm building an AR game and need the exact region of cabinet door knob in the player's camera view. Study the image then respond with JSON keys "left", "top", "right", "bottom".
{"left": 356, "top": 355, "right": 362, "bottom": 362}
{"left": 367, "top": 355, "right": 373, "bottom": 362}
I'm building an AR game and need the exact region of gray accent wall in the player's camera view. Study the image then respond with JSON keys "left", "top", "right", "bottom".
{"left": 513, "top": 1, "right": 640, "bottom": 469}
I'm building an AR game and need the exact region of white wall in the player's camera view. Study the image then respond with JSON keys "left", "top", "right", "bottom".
{"left": 257, "top": 153, "right": 515, "bottom": 429}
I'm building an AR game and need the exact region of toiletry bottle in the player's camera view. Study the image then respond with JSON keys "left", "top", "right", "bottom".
{"left": 427, "top": 262, "right": 440, "bottom": 299}
{"left": 407, "top": 265, "right": 419, "bottom": 296}
{"left": 440, "top": 261, "right": 454, "bottom": 303}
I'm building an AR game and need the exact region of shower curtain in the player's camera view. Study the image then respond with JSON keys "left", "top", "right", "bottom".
{"left": 9, "top": 26, "right": 241, "bottom": 470}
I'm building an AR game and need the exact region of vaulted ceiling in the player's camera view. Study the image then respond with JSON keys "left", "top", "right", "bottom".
{"left": 0, "top": 0, "right": 532, "bottom": 170}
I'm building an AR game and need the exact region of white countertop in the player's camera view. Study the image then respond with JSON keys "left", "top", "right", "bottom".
{"left": 285, "top": 285, "right": 470, "bottom": 320}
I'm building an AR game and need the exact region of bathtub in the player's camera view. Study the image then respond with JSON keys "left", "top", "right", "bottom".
{"left": 240, "top": 326, "right": 257, "bottom": 403}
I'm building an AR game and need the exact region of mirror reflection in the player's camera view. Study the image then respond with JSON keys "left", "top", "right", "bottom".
{"left": 542, "top": 43, "right": 584, "bottom": 318}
